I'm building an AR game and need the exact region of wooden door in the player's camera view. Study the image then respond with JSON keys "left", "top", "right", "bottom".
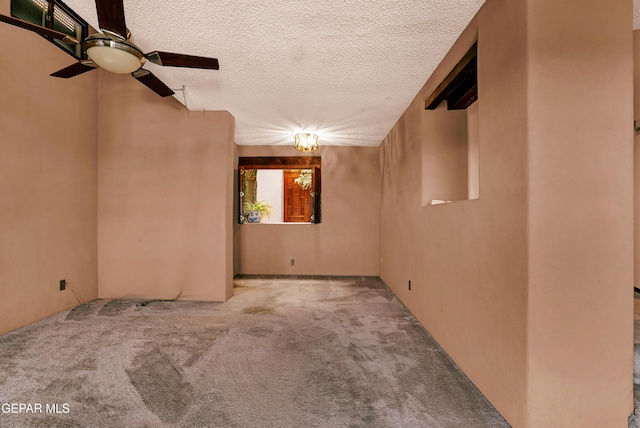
{"left": 284, "top": 170, "right": 311, "bottom": 222}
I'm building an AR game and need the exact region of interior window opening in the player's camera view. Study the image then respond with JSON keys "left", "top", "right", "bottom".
{"left": 422, "top": 41, "right": 479, "bottom": 205}
{"left": 238, "top": 157, "right": 321, "bottom": 224}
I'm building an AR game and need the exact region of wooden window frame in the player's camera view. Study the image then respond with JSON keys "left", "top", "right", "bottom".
{"left": 425, "top": 42, "right": 477, "bottom": 111}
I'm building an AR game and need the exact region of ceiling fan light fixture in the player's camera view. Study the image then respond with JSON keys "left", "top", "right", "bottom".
{"left": 294, "top": 133, "right": 319, "bottom": 152}
{"left": 83, "top": 36, "right": 144, "bottom": 74}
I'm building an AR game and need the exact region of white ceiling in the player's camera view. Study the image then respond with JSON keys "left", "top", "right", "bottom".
{"left": 60, "top": 1, "right": 640, "bottom": 147}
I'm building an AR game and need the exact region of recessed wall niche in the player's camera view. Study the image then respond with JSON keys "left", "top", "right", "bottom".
{"left": 422, "top": 42, "right": 479, "bottom": 205}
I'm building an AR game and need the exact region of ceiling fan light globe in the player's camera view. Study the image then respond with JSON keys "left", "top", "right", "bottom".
{"left": 86, "top": 45, "right": 142, "bottom": 74}
{"left": 82, "top": 36, "right": 145, "bottom": 74}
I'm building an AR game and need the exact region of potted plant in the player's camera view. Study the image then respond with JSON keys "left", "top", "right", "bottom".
{"left": 243, "top": 200, "right": 274, "bottom": 223}
{"left": 294, "top": 169, "right": 313, "bottom": 190}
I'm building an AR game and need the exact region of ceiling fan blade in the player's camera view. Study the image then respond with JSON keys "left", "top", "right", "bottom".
{"left": 95, "top": 0, "right": 127, "bottom": 40}
{"left": 145, "top": 51, "right": 219, "bottom": 70}
{"left": 132, "top": 69, "right": 175, "bottom": 97}
{"left": 51, "top": 61, "right": 98, "bottom": 78}
{"left": 0, "top": 14, "right": 79, "bottom": 44}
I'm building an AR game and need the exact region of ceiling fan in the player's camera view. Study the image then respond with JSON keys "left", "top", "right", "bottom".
{"left": 0, "top": 0, "right": 219, "bottom": 97}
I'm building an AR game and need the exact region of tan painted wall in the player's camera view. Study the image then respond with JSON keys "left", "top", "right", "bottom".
{"left": 467, "top": 101, "right": 479, "bottom": 199}
{"left": 98, "top": 72, "right": 234, "bottom": 302}
{"left": 233, "top": 143, "right": 241, "bottom": 276}
{"left": 379, "top": 0, "right": 633, "bottom": 426}
{"left": 236, "top": 145, "right": 379, "bottom": 276}
{"left": 635, "top": 31, "right": 640, "bottom": 287}
{"left": 527, "top": 0, "right": 633, "bottom": 425}
{"left": 0, "top": 0, "right": 98, "bottom": 335}
{"left": 421, "top": 104, "right": 468, "bottom": 203}
{"left": 381, "top": 6, "right": 529, "bottom": 424}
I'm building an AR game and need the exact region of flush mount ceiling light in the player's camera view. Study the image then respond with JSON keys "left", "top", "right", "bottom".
{"left": 83, "top": 34, "right": 145, "bottom": 74}
{"left": 294, "top": 133, "right": 319, "bottom": 152}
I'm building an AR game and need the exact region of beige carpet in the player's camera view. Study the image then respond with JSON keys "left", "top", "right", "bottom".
{"left": 0, "top": 276, "right": 509, "bottom": 427}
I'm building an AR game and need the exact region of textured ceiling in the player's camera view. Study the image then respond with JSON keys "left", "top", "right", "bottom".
{"left": 59, "top": 1, "right": 639, "bottom": 147}
{"left": 56, "top": 0, "right": 486, "bottom": 147}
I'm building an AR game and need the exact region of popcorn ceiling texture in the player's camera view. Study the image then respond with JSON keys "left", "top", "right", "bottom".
{"left": 62, "top": 0, "right": 486, "bottom": 146}
{"left": 60, "top": 0, "right": 640, "bottom": 146}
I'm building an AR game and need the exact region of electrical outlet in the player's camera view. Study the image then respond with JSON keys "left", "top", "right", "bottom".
{"left": 60, "top": 279, "right": 66, "bottom": 291}
{"left": 408, "top": 280, "right": 411, "bottom": 291}
{"left": 290, "top": 258, "right": 295, "bottom": 266}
